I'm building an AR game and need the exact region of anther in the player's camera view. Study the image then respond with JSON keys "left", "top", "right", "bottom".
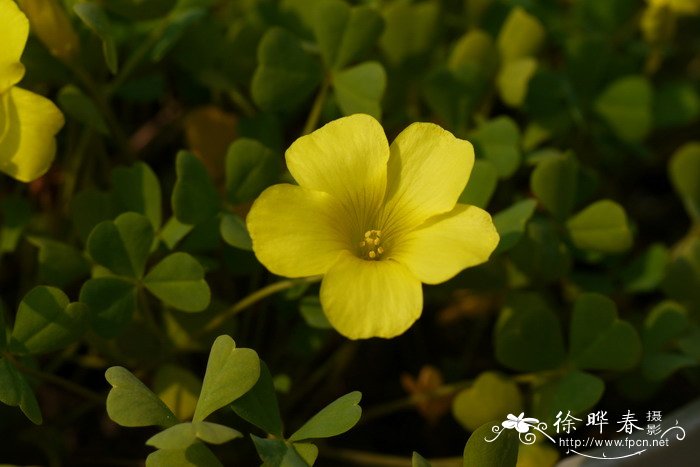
{"left": 361, "top": 229, "right": 383, "bottom": 260}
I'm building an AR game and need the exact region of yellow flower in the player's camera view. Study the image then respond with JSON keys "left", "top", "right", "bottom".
{"left": 1, "top": 0, "right": 64, "bottom": 183}
{"left": 19, "top": 0, "right": 80, "bottom": 63}
{"left": 649, "top": 0, "right": 700, "bottom": 15}
{"left": 247, "top": 114, "right": 499, "bottom": 339}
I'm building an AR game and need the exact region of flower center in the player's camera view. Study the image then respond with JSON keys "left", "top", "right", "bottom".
{"left": 358, "top": 229, "right": 384, "bottom": 260}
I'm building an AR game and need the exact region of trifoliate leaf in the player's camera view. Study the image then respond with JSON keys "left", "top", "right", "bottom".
{"left": 193, "top": 336, "right": 260, "bottom": 422}
{"left": 105, "top": 366, "right": 178, "bottom": 428}
{"left": 10, "top": 286, "right": 87, "bottom": 355}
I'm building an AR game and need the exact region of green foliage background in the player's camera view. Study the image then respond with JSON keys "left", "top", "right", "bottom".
{"left": 1, "top": 0, "right": 700, "bottom": 465}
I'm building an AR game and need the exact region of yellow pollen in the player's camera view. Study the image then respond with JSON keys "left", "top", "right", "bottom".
{"left": 360, "top": 229, "right": 383, "bottom": 260}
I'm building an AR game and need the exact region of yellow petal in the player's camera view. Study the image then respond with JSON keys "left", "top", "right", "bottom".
{"left": 246, "top": 184, "right": 349, "bottom": 278}
{"left": 382, "top": 123, "right": 474, "bottom": 234}
{"left": 286, "top": 114, "right": 389, "bottom": 231}
{"left": 0, "top": 87, "right": 64, "bottom": 182}
{"left": 0, "top": 0, "right": 29, "bottom": 93}
{"left": 320, "top": 252, "right": 423, "bottom": 339}
{"left": 391, "top": 204, "right": 499, "bottom": 284}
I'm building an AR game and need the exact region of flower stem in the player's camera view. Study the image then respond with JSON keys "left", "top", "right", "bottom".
{"left": 2, "top": 352, "right": 104, "bottom": 404}
{"left": 68, "top": 65, "right": 134, "bottom": 161}
{"left": 360, "top": 380, "right": 473, "bottom": 425}
{"left": 196, "top": 276, "right": 322, "bottom": 338}
{"left": 60, "top": 128, "right": 93, "bottom": 209}
{"left": 138, "top": 288, "right": 169, "bottom": 347}
{"left": 227, "top": 86, "right": 257, "bottom": 118}
{"left": 319, "top": 446, "right": 462, "bottom": 467}
{"left": 302, "top": 77, "right": 331, "bottom": 135}
{"left": 106, "top": 25, "right": 164, "bottom": 97}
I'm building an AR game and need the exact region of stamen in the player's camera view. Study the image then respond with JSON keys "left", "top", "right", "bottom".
{"left": 360, "top": 229, "right": 384, "bottom": 260}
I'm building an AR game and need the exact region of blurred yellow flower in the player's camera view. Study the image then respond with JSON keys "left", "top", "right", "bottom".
{"left": 1, "top": 0, "right": 64, "bottom": 182}
{"left": 247, "top": 114, "right": 499, "bottom": 339}
{"left": 19, "top": 0, "right": 80, "bottom": 63}
{"left": 649, "top": 0, "right": 700, "bottom": 15}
